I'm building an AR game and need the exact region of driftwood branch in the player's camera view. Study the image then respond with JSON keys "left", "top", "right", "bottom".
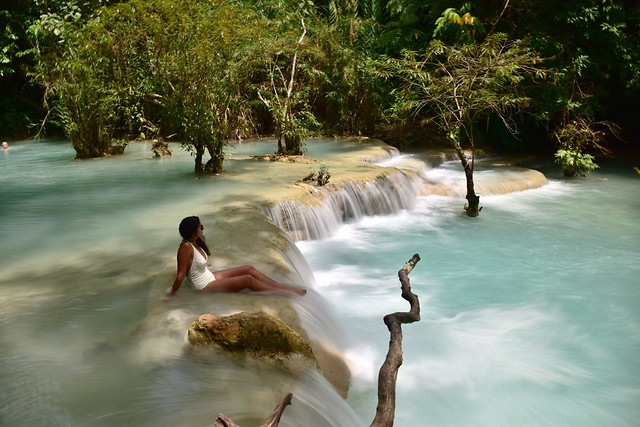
{"left": 215, "top": 414, "right": 239, "bottom": 427}
{"left": 370, "top": 254, "right": 421, "bottom": 427}
{"left": 261, "top": 393, "right": 293, "bottom": 427}
{"left": 215, "top": 393, "right": 293, "bottom": 427}
{"left": 214, "top": 255, "right": 421, "bottom": 427}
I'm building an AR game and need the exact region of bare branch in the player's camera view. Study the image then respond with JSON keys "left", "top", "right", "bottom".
{"left": 286, "top": 18, "right": 307, "bottom": 99}
{"left": 215, "top": 414, "right": 240, "bottom": 427}
{"left": 215, "top": 393, "right": 293, "bottom": 427}
{"left": 261, "top": 393, "right": 293, "bottom": 427}
{"left": 371, "top": 254, "right": 421, "bottom": 427}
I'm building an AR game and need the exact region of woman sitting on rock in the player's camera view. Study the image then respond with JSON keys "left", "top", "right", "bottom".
{"left": 165, "top": 216, "right": 305, "bottom": 300}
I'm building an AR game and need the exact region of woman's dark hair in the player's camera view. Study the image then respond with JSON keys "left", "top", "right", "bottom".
{"left": 178, "top": 216, "right": 211, "bottom": 255}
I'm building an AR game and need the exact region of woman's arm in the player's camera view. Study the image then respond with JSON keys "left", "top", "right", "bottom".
{"left": 165, "top": 243, "right": 192, "bottom": 300}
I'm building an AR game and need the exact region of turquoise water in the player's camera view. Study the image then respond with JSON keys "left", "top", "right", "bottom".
{"left": 1, "top": 140, "right": 639, "bottom": 426}
{"left": 298, "top": 154, "right": 640, "bottom": 426}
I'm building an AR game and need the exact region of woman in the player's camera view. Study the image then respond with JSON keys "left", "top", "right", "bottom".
{"left": 165, "top": 216, "right": 305, "bottom": 299}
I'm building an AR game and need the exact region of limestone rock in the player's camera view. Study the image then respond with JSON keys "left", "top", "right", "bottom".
{"left": 188, "top": 311, "right": 316, "bottom": 365}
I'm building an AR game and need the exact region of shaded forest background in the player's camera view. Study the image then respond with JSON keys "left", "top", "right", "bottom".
{"left": 2, "top": 0, "right": 639, "bottom": 170}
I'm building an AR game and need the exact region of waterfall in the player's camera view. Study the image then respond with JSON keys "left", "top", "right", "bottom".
{"left": 260, "top": 152, "right": 548, "bottom": 242}
{"left": 260, "top": 170, "right": 419, "bottom": 241}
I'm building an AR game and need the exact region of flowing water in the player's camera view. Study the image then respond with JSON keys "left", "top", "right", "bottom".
{"left": 1, "top": 140, "right": 639, "bottom": 426}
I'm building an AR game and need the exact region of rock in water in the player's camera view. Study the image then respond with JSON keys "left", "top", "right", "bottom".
{"left": 188, "top": 310, "right": 352, "bottom": 397}
{"left": 188, "top": 311, "right": 316, "bottom": 365}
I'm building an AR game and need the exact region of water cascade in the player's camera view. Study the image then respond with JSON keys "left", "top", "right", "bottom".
{"left": 260, "top": 170, "right": 418, "bottom": 240}
{"left": 261, "top": 152, "right": 549, "bottom": 241}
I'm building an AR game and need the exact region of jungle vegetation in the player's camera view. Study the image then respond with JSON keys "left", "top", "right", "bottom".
{"left": 2, "top": 0, "right": 639, "bottom": 181}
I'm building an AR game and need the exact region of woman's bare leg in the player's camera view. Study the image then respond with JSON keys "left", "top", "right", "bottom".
{"left": 202, "top": 274, "right": 291, "bottom": 294}
{"left": 214, "top": 265, "right": 305, "bottom": 294}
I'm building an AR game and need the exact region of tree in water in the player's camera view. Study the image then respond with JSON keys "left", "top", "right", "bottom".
{"left": 158, "top": 1, "right": 263, "bottom": 174}
{"left": 257, "top": 17, "right": 318, "bottom": 156}
{"left": 32, "top": 0, "right": 263, "bottom": 172}
{"left": 31, "top": 1, "right": 131, "bottom": 158}
{"left": 389, "top": 29, "right": 543, "bottom": 216}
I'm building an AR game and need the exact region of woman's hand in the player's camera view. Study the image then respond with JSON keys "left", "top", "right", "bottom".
{"left": 163, "top": 286, "right": 175, "bottom": 302}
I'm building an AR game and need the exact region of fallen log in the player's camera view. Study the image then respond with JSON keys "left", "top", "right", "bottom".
{"left": 370, "top": 254, "right": 421, "bottom": 427}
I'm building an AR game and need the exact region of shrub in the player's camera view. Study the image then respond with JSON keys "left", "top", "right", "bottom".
{"left": 554, "top": 148, "right": 599, "bottom": 177}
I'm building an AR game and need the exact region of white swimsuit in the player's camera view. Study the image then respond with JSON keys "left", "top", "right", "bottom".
{"left": 187, "top": 242, "right": 216, "bottom": 290}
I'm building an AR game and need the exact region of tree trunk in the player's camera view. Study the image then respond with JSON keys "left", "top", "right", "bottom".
{"left": 453, "top": 141, "right": 481, "bottom": 217}
{"left": 204, "top": 143, "right": 224, "bottom": 174}
{"left": 283, "top": 132, "right": 302, "bottom": 155}
{"left": 194, "top": 146, "right": 204, "bottom": 173}
{"left": 371, "top": 254, "right": 421, "bottom": 427}
{"left": 277, "top": 136, "right": 283, "bottom": 154}
{"left": 464, "top": 167, "right": 481, "bottom": 217}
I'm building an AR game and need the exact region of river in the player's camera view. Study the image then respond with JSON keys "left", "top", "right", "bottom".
{"left": 1, "top": 139, "right": 639, "bottom": 426}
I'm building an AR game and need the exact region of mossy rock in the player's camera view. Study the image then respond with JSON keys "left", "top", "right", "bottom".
{"left": 188, "top": 311, "right": 316, "bottom": 363}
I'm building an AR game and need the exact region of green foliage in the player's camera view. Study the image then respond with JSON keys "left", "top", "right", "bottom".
{"left": 33, "top": 0, "right": 268, "bottom": 169}
{"left": 551, "top": 116, "right": 618, "bottom": 177}
{"left": 374, "top": 0, "right": 432, "bottom": 54}
{"left": 389, "top": 34, "right": 543, "bottom": 153}
{"left": 432, "top": 4, "right": 484, "bottom": 44}
{"left": 4, "top": 0, "right": 637, "bottom": 164}
{"left": 491, "top": 0, "right": 640, "bottom": 143}
{"left": 152, "top": 0, "right": 266, "bottom": 172}
{"left": 302, "top": 163, "right": 331, "bottom": 186}
{"left": 386, "top": 33, "right": 543, "bottom": 216}
{"left": 29, "top": 0, "right": 135, "bottom": 155}
{"left": 304, "top": 12, "right": 382, "bottom": 135}
{"left": 554, "top": 148, "right": 599, "bottom": 177}
{"left": 255, "top": 18, "right": 316, "bottom": 155}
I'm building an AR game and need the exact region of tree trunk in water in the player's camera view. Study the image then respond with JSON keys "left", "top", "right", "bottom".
{"left": 453, "top": 142, "right": 481, "bottom": 217}
{"left": 204, "top": 154, "right": 223, "bottom": 174}
{"left": 464, "top": 166, "right": 481, "bottom": 217}
{"left": 283, "top": 133, "right": 302, "bottom": 155}
{"left": 194, "top": 147, "right": 204, "bottom": 173}
{"left": 277, "top": 136, "right": 283, "bottom": 155}
{"left": 204, "top": 143, "right": 224, "bottom": 174}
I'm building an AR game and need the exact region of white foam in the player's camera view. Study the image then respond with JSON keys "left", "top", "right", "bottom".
{"left": 398, "top": 304, "right": 590, "bottom": 394}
